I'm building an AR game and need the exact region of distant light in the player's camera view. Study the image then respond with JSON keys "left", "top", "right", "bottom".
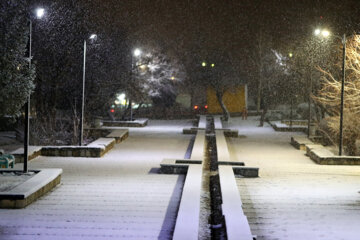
{"left": 204, "top": 105, "right": 208, "bottom": 109}
{"left": 194, "top": 105, "right": 199, "bottom": 110}
{"left": 171, "top": 76, "right": 175, "bottom": 80}
{"left": 110, "top": 109, "right": 115, "bottom": 113}
{"left": 36, "top": 8, "right": 45, "bottom": 19}
{"left": 321, "top": 30, "right": 330, "bottom": 37}
{"left": 314, "top": 29, "right": 321, "bottom": 36}
{"left": 139, "top": 64, "right": 147, "bottom": 70}
{"left": 134, "top": 48, "right": 141, "bottom": 57}
{"left": 89, "top": 34, "right": 97, "bottom": 39}
{"left": 202, "top": 62, "right": 207, "bottom": 67}
{"left": 118, "top": 93, "right": 126, "bottom": 101}
{"left": 289, "top": 53, "right": 293, "bottom": 58}
{"left": 211, "top": 63, "right": 215, "bottom": 67}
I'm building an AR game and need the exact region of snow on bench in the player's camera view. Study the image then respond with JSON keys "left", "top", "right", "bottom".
{"left": 214, "top": 116, "right": 223, "bottom": 129}
{"left": 11, "top": 146, "right": 43, "bottom": 163}
{"left": 160, "top": 130, "right": 206, "bottom": 240}
{"left": 307, "top": 146, "right": 360, "bottom": 165}
{"left": 190, "top": 130, "right": 206, "bottom": 160}
{"left": 198, "top": 115, "right": 206, "bottom": 129}
{"left": 216, "top": 129, "right": 256, "bottom": 240}
{"left": 219, "top": 165, "right": 253, "bottom": 240}
{"left": 291, "top": 135, "right": 314, "bottom": 150}
{"left": 183, "top": 115, "right": 207, "bottom": 134}
{"left": 173, "top": 164, "right": 203, "bottom": 240}
{"left": 106, "top": 129, "right": 129, "bottom": 143}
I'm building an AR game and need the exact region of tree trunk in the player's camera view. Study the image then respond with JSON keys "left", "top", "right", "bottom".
{"left": 216, "top": 90, "right": 230, "bottom": 121}
{"left": 121, "top": 100, "right": 131, "bottom": 120}
{"left": 257, "top": 76, "right": 262, "bottom": 113}
{"left": 134, "top": 102, "right": 144, "bottom": 115}
{"left": 259, "top": 107, "right": 267, "bottom": 127}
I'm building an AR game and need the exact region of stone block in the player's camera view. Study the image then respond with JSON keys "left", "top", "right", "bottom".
{"left": 233, "top": 166, "right": 259, "bottom": 178}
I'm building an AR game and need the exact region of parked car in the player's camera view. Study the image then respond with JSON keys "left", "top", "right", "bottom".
{"left": 193, "top": 104, "right": 208, "bottom": 114}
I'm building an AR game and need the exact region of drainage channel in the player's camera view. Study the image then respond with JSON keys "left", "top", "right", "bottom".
{"left": 198, "top": 116, "right": 227, "bottom": 240}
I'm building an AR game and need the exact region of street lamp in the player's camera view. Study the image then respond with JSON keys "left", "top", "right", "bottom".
{"left": 79, "top": 34, "right": 97, "bottom": 146}
{"left": 315, "top": 29, "right": 347, "bottom": 155}
{"left": 130, "top": 48, "right": 141, "bottom": 121}
{"left": 308, "top": 28, "right": 330, "bottom": 138}
{"left": 23, "top": 7, "right": 45, "bottom": 173}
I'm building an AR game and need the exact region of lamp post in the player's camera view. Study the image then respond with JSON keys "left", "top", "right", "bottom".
{"left": 79, "top": 34, "right": 97, "bottom": 146}
{"left": 130, "top": 48, "right": 141, "bottom": 121}
{"left": 339, "top": 34, "right": 346, "bottom": 156}
{"left": 24, "top": 8, "right": 45, "bottom": 173}
{"left": 315, "top": 29, "right": 347, "bottom": 155}
{"left": 310, "top": 28, "right": 330, "bottom": 137}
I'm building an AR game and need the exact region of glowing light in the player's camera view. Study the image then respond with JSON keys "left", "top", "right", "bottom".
{"left": 110, "top": 109, "right": 115, "bottom": 113}
{"left": 204, "top": 105, "right": 208, "bottom": 109}
{"left": 134, "top": 48, "right": 141, "bottom": 57}
{"left": 314, "top": 29, "right": 321, "bottom": 35}
{"left": 202, "top": 62, "right": 207, "bottom": 67}
{"left": 36, "top": 8, "right": 45, "bottom": 19}
{"left": 321, "top": 30, "right": 330, "bottom": 37}
{"left": 211, "top": 63, "right": 215, "bottom": 67}
{"left": 89, "top": 34, "right": 97, "bottom": 39}
{"left": 194, "top": 105, "right": 199, "bottom": 110}
{"left": 289, "top": 53, "right": 293, "bottom": 58}
{"left": 117, "top": 93, "right": 126, "bottom": 101}
{"left": 171, "top": 76, "right": 175, "bottom": 80}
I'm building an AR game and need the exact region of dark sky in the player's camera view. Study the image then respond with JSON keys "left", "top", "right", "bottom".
{"left": 81, "top": 0, "right": 360, "bottom": 75}
{"left": 88, "top": 0, "right": 360, "bottom": 48}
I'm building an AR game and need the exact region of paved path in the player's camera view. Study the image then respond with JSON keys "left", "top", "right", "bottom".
{"left": 0, "top": 120, "right": 192, "bottom": 240}
{"left": 225, "top": 117, "right": 360, "bottom": 240}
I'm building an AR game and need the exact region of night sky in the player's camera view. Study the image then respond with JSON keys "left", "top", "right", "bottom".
{"left": 87, "top": 0, "right": 360, "bottom": 55}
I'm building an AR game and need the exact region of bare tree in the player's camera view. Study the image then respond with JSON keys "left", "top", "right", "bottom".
{"left": 313, "top": 35, "right": 360, "bottom": 155}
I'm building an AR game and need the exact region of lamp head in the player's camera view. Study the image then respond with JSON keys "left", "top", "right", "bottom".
{"left": 134, "top": 49, "right": 141, "bottom": 57}
{"left": 36, "top": 8, "right": 45, "bottom": 19}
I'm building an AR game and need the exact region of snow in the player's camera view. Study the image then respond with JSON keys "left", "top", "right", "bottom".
{"left": 226, "top": 116, "right": 360, "bottom": 240}
{"left": 0, "top": 171, "right": 36, "bottom": 192}
{"left": 0, "top": 119, "right": 192, "bottom": 240}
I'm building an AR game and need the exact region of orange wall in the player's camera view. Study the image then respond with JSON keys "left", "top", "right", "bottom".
{"left": 207, "top": 86, "right": 246, "bottom": 113}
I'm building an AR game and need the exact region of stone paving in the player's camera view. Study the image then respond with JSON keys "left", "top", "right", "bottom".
{"left": 225, "top": 117, "right": 360, "bottom": 240}
{"left": 0, "top": 120, "right": 192, "bottom": 240}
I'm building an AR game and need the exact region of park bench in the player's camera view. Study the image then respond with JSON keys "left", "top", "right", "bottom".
{"left": 0, "top": 149, "right": 15, "bottom": 168}
{"left": 106, "top": 129, "right": 129, "bottom": 143}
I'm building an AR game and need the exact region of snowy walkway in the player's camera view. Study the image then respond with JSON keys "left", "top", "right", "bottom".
{"left": 225, "top": 117, "right": 360, "bottom": 240}
{"left": 0, "top": 120, "right": 192, "bottom": 240}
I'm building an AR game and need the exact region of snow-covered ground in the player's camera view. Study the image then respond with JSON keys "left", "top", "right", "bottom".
{"left": 0, "top": 119, "right": 193, "bottom": 240}
{"left": 0, "top": 171, "right": 36, "bottom": 192}
{"left": 226, "top": 116, "right": 360, "bottom": 240}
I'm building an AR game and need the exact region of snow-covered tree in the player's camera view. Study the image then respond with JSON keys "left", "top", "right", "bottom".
{"left": 129, "top": 49, "right": 184, "bottom": 108}
{"left": 0, "top": 1, "right": 35, "bottom": 118}
{"left": 313, "top": 35, "right": 360, "bottom": 155}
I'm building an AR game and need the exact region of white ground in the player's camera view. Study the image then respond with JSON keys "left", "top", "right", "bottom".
{"left": 0, "top": 120, "right": 193, "bottom": 240}
{"left": 0, "top": 172, "right": 36, "bottom": 192}
{"left": 225, "top": 117, "right": 360, "bottom": 240}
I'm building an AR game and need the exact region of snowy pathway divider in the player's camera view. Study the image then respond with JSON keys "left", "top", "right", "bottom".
{"left": 161, "top": 116, "right": 258, "bottom": 239}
